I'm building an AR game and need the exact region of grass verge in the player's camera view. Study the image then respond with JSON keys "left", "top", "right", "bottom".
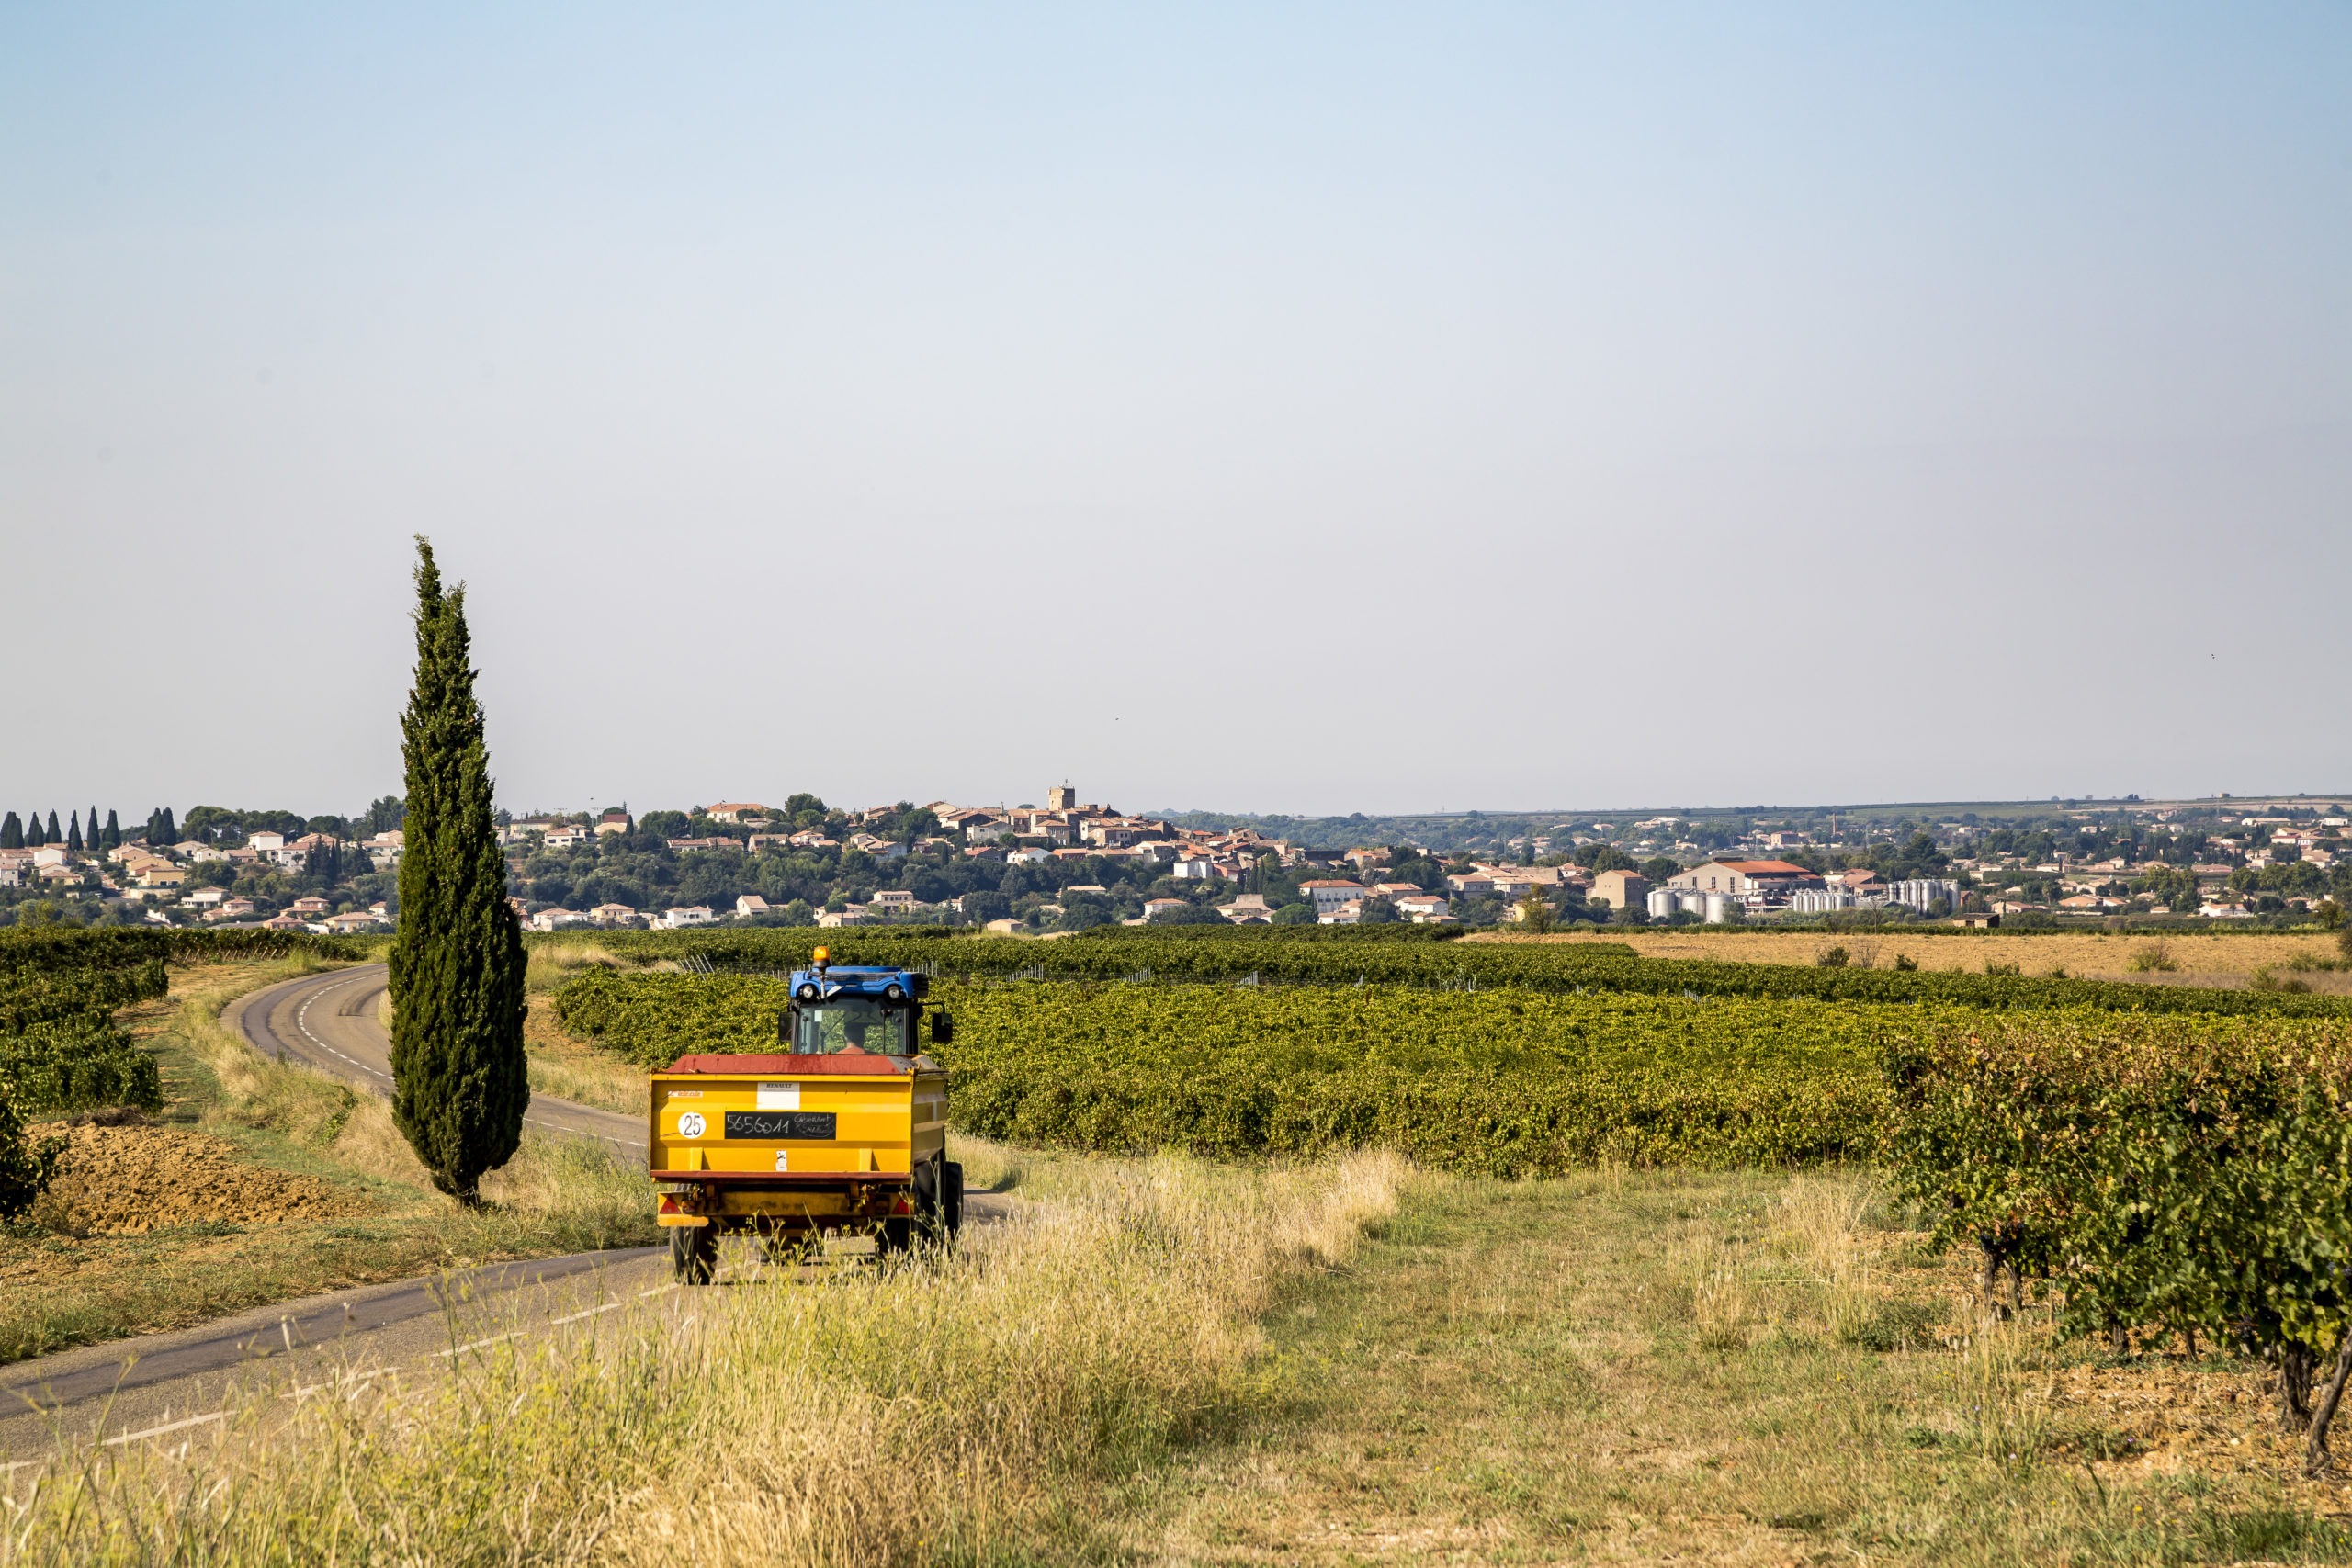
{"left": 0, "top": 956, "right": 655, "bottom": 1366}
{"left": 1115, "top": 1168, "right": 2352, "bottom": 1565}
{"left": 0, "top": 1147, "right": 1406, "bottom": 1564}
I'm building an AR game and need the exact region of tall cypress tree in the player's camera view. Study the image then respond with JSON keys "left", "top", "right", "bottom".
{"left": 87, "top": 807, "right": 100, "bottom": 852}
{"left": 157, "top": 807, "right": 177, "bottom": 846}
{"left": 103, "top": 810, "right": 119, "bottom": 850}
{"left": 0, "top": 814, "right": 19, "bottom": 851}
{"left": 44, "top": 812, "right": 60, "bottom": 845}
{"left": 388, "top": 537, "right": 527, "bottom": 1204}
{"left": 26, "top": 812, "right": 45, "bottom": 848}
{"left": 65, "top": 813, "right": 82, "bottom": 852}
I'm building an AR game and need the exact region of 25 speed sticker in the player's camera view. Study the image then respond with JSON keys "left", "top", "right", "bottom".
{"left": 676, "top": 1111, "right": 707, "bottom": 1138}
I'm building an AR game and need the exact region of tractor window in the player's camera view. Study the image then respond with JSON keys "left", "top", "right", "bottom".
{"left": 794, "top": 999, "right": 909, "bottom": 1055}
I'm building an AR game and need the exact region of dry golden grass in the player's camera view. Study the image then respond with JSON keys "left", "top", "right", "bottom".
{"left": 1482, "top": 927, "right": 2346, "bottom": 984}
{"left": 0, "top": 1149, "right": 1408, "bottom": 1565}
{"left": 523, "top": 994, "right": 649, "bottom": 1116}
{"left": 1120, "top": 1169, "right": 2352, "bottom": 1566}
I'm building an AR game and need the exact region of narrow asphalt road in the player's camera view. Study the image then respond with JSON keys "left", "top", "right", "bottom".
{"left": 227, "top": 964, "right": 649, "bottom": 1154}
{"left": 0, "top": 1245, "right": 672, "bottom": 1463}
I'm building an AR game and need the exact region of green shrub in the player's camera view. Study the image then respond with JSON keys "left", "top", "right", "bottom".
{"left": 0, "top": 1078, "right": 63, "bottom": 1218}
{"left": 1884, "top": 1011, "right": 2352, "bottom": 1460}
{"left": 0, "top": 1017, "right": 164, "bottom": 1113}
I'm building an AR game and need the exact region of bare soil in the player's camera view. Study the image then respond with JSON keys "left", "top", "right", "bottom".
{"left": 27, "top": 1120, "right": 365, "bottom": 1235}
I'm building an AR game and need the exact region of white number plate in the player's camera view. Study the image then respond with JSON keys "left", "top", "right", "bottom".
{"left": 756, "top": 1081, "right": 801, "bottom": 1111}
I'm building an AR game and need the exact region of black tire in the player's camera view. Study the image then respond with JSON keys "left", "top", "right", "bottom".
{"left": 671, "top": 1223, "right": 718, "bottom": 1285}
{"left": 912, "top": 1156, "right": 944, "bottom": 1241}
{"left": 879, "top": 1215, "right": 914, "bottom": 1254}
{"left": 943, "top": 1161, "right": 965, "bottom": 1237}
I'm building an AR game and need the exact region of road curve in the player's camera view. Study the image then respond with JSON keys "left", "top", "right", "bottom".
{"left": 228, "top": 964, "right": 649, "bottom": 1153}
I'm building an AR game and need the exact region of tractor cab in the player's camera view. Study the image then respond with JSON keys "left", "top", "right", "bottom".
{"left": 781, "top": 949, "right": 949, "bottom": 1055}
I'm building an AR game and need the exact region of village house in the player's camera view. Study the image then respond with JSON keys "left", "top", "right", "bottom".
{"left": 663, "top": 906, "right": 718, "bottom": 929}
{"left": 735, "top": 895, "right": 770, "bottom": 919}
{"left": 1218, "top": 894, "right": 1275, "bottom": 923}
{"left": 1298, "top": 879, "right": 1367, "bottom": 917}
{"left": 589, "top": 902, "right": 639, "bottom": 927}
{"left": 816, "top": 905, "right": 870, "bottom": 928}
{"left": 1395, "top": 891, "right": 1451, "bottom": 922}
{"left": 1587, "top": 869, "right": 1651, "bottom": 911}
{"left": 704, "top": 803, "right": 768, "bottom": 824}
{"left": 594, "top": 811, "right": 632, "bottom": 835}
{"left": 1140, "top": 897, "right": 1191, "bottom": 921}
{"left": 870, "top": 890, "right": 922, "bottom": 914}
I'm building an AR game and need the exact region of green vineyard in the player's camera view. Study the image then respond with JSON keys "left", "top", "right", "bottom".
{"left": 0, "top": 926, "right": 362, "bottom": 1117}
{"left": 1884, "top": 1011, "right": 2352, "bottom": 1459}
{"left": 554, "top": 967, "right": 1891, "bottom": 1172}
{"left": 561, "top": 926, "right": 2352, "bottom": 1019}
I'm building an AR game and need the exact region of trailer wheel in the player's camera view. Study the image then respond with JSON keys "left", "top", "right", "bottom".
{"left": 943, "top": 1161, "right": 965, "bottom": 1237}
{"left": 671, "top": 1224, "right": 718, "bottom": 1286}
{"left": 912, "top": 1156, "right": 944, "bottom": 1242}
{"left": 879, "top": 1216, "right": 914, "bottom": 1254}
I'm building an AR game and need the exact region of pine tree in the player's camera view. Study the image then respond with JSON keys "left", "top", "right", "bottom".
{"left": 0, "top": 814, "right": 19, "bottom": 851}
{"left": 387, "top": 537, "right": 527, "bottom": 1204}
{"left": 103, "top": 810, "right": 119, "bottom": 850}
{"left": 65, "top": 813, "right": 82, "bottom": 852}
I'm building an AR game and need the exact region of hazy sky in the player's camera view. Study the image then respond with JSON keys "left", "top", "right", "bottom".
{"left": 5, "top": 5, "right": 2346, "bottom": 821}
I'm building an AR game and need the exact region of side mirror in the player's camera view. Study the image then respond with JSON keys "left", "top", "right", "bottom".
{"left": 930, "top": 1010, "right": 954, "bottom": 1045}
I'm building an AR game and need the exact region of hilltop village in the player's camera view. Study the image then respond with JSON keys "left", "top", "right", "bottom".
{"left": 2, "top": 789, "right": 2346, "bottom": 934}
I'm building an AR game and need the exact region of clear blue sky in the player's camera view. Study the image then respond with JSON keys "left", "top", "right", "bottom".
{"left": 4, "top": 5, "right": 2346, "bottom": 818}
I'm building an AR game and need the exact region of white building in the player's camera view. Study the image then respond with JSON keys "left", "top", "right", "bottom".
{"left": 663, "top": 905, "right": 718, "bottom": 929}
{"left": 1298, "top": 879, "right": 1367, "bottom": 917}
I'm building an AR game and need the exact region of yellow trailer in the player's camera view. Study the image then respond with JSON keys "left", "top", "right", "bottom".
{"left": 650, "top": 954, "right": 961, "bottom": 1282}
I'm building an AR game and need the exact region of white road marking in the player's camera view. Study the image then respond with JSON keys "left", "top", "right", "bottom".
{"left": 104, "top": 1410, "right": 225, "bottom": 1446}
{"left": 434, "top": 1330, "right": 526, "bottom": 1360}
{"left": 292, "top": 974, "right": 393, "bottom": 1085}
{"left": 281, "top": 972, "right": 647, "bottom": 1150}
{"left": 547, "top": 1300, "right": 623, "bottom": 1327}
